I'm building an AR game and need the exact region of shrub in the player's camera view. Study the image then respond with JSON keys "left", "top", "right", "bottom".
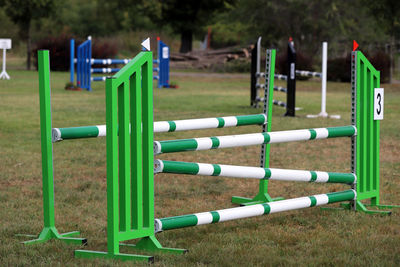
{"left": 327, "top": 51, "right": 390, "bottom": 83}
{"left": 33, "top": 35, "right": 118, "bottom": 71}
{"left": 370, "top": 51, "right": 390, "bottom": 83}
{"left": 327, "top": 54, "right": 351, "bottom": 82}
{"left": 33, "top": 34, "right": 73, "bottom": 71}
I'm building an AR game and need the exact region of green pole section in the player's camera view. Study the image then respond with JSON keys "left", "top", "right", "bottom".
{"left": 156, "top": 190, "right": 356, "bottom": 232}
{"left": 38, "top": 50, "right": 55, "bottom": 229}
{"left": 21, "top": 50, "right": 86, "bottom": 245}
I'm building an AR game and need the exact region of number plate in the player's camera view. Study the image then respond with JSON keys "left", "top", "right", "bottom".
{"left": 374, "top": 88, "right": 384, "bottom": 120}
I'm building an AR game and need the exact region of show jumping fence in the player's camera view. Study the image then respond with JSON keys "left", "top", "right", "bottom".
{"left": 23, "top": 45, "right": 398, "bottom": 262}
{"left": 251, "top": 37, "right": 332, "bottom": 117}
{"left": 69, "top": 36, "right": 170, "bottom": 91}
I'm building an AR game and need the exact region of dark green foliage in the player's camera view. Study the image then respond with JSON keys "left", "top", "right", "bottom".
{"left": 157, "top": 0, "right": 236, "bottom": 52}
{"left": 33, "top": 34, "right": 72, "bottom": 71}
{"left": 327, "top": 52, "right": 390, "bottom": 83}
{"left": 33, "top": 35, "right": 118, "bottom": 71}
{"left": 371, "top": 51, "right": 391, "bottom": 83}
{"left": 1, "top": 0, "right": 57, "bottom": 69}
{"left": 327, "top": 55, "right": 351, "bottom": 82}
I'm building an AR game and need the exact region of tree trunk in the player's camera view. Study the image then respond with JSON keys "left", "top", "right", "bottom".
{"left": 389, "top": 36, "right": 394, "bottom": 84}
{"left": 26, "top": 21, "right": 31, "bottom": 70}
{"left": 180, "top": 30, "right": 193, "bottom": 53}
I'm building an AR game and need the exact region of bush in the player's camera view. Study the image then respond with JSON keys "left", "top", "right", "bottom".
{"left": 327, "top": 51, "right": 390, "bottom": 83}
{"left": 33, "top": 34, "right": 73, "bottom": 71}
{"left": 370, "top": 51, "right": 390, "bottom": 83}
{"left": 33, "top": 34, "right": 118, "bottom": 71}
{"left": 327, "top": 54, "right": 351, "bottom": 82}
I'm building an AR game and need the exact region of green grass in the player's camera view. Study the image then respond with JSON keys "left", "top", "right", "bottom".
{"left": 0, "top": 66, "right": 399, "bottom": 266}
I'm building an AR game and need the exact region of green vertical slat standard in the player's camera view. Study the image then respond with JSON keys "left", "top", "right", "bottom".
{"left": 118, "top": 81, "right": 131, "bottom": 231}
{"left": 131, "top": 70, "right": 143, "bottom": 230}
{"left": 142, "top": 59, "right": 154, "bottom": 229}
{"left": 38, "top": 50, "right": 55, "bottom": 228}
{"left": 106, "top": 77, "right": 119, "bottom": 255}
{"left": 355, "top": 51, "right": 380, "bottom": 203}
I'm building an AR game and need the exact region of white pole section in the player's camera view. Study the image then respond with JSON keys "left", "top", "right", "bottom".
{"left": 307, "top": 42, "right": 340, "bottom": 119}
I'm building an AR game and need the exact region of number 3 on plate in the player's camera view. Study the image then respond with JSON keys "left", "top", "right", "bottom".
{"left": 374, "top": 88, "right": 384, "bottom": 120}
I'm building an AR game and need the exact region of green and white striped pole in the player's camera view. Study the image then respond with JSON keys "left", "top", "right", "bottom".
{"left": 154, "top": 126, "right": 356, "bottom": 154}
{"left": 154, "top": 160, "right": 356, "bottom": 184}
{"left": 155, "top": 190, "right": 356, "bottom": 232}
{"left": 51, "top": 114, "right": 267, "bottom": 142}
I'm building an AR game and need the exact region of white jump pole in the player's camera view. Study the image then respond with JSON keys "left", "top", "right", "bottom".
{"left": 307, "top": 42, "right": 340, "bottom": 119}
{"left": 0, "top": 39, "right": 11, "bottom": 80}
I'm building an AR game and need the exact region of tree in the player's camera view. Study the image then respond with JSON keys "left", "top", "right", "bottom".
{"left": 158, "top": 0, "right": 235, "bottom": 53}
{"left": 1, "top": 0, "right": 56, "bottom": 70}
{"left": 362, "top": 0, "right": 400, "bottom": 83}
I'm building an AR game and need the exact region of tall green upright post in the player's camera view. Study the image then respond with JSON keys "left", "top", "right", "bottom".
{"left": 347, "top": 51, "right": 399, "bottom": 214}
{"left": 21, "top": 50, "right": 87, "bottom": 245}
{"left": 75, "top": 51, "right": 186, "bottom": 262}
{"left": 232, "top": 50, "right": 283, "bottom": 205}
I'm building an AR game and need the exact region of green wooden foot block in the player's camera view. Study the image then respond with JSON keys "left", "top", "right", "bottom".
{"left": 22, "top": 227, "right": 87, "bottom": 245}
{"left": 121, "top": 236, "right": 187, "bottom": 254}
{"left": 232, "top": 196, "right": 284, "bottom": 206}
{"left": 363, "top": 203, "right": 400, "bottom": 209}
{"left": 75, "top": 250, "right": 154, "bottom": 262}
{"left": 356, "top": 201, "right": 392, "bottom": 215}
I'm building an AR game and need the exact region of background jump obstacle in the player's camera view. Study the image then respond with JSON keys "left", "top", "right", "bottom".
{"left": 251, "top": 37, "right": 332, "bottom": 117}
{"left": 27, "top": 46, "right": 398, "bottom": 262}
{"left": 69, "top": 36, "right": 170, "bottom": 91}
{"left": 0, "top": 39, "right": 11, "bottom": 80}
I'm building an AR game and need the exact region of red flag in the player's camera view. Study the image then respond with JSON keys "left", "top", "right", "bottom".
{"left": 353, "top": 40, "right": 359, "bottom": 51}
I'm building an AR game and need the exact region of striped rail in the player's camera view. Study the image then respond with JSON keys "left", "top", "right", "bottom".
{"left": 295, "top": 70, "right": 322, "bottom": 78}
{"left": 51, "top": 114, "right": 267, "bottom": 142}
{"left": 154, "top": 126, "right": 356, "bottom": 154}
{"left": 154, "top": 160, "right": 356, "bottom": 184}
{"left": 155, "top": 190, "right": 356, "bottom": 232}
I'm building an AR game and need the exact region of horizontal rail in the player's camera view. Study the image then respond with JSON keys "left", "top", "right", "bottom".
{"left": 273, "top": 86, "right": 287, "bottom": 93}
{"left": 51, "top": 114, "right": 267, "bottom": 142}
{"left": 274, "top": 74, "right": 288, "bottom": 80}
{"left": 155, "top": 190, "right": 356, "bottom": 232}
{"left": 295, "top": 70, "right": 322, "bottom": 78}
{"left": 256, "top": 72, "right": 288, "bottom": 80}
{"left": 154, "top": 126, "right": 356, "bottom": 154}
{"left": 154, "top": 160, "right": 356, "bottom": 184}
{"left": 91, "top": 77, "right": 107, "bottom": 82}
{"left": 256, "top": 87, "right": 287, "bottom": 93}
{"left": 91, "top": 68, "right": 120, "bottom": 74}
{"left": 273, "top": 100, "right": 286, "bottom": 107}
{"left": 91, "top": 58, "right": 131, "bottom": 65}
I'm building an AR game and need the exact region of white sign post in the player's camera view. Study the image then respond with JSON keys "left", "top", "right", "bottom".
{"left": 0, "top": 39, "right": 12, "bottom": 80}
{"left": 374, "top": 88, "right": 384, "bottom": 120}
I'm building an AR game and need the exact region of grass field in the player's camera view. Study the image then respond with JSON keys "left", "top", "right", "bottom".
{"left": 0, "top": 65, "right": 399, "bottom": 266}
